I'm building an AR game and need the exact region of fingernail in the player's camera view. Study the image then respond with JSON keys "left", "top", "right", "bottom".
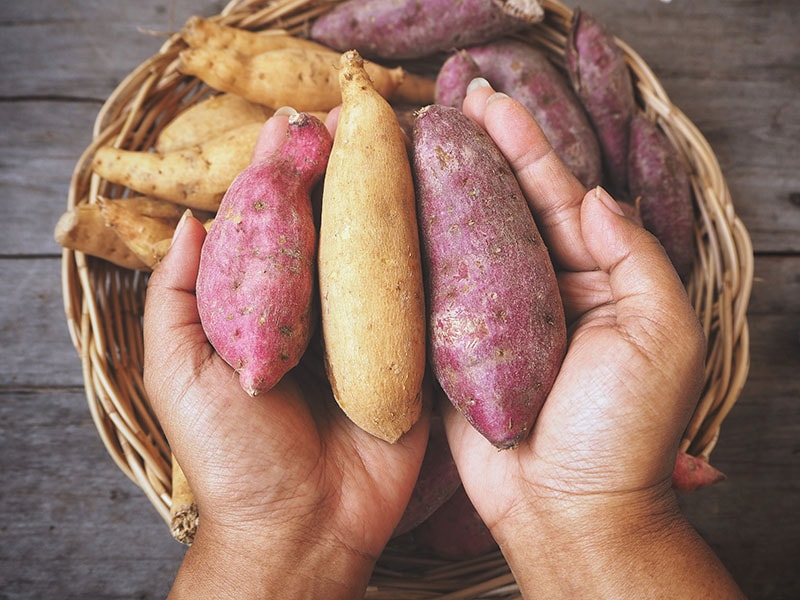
{"left": 274, "top": 106, "right": 298, "bottom": 117}
{"left": 594, "top": 186, "right": 626, "bottom": 216}
{"left": 466, "top": 77, "right": 491, "bottom": 94}
{"left": 171, "top": 209, "right": 193, "bottom": 247}
{"left": 487, "top": 91, "right": 510, "bottom": 104}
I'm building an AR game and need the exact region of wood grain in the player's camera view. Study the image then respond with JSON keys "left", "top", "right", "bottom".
{"left": 1, "top": 0, "right": 798, "bottom": 598}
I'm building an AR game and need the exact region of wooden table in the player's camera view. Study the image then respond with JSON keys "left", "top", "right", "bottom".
{"left": 1, "top": 1, "right": 797, "bottom": 597}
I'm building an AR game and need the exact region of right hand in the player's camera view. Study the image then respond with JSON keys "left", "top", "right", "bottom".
{"left": 445, "top": 82, "right": 707, "bottom": 546}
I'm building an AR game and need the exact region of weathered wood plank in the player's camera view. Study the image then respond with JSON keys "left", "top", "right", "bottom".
{"left": 0, "top": 101, "right": 101, "bottom": 257}
{"left": 0, "top": 388, "right": 184, "bottom": 599}
{"left": 0, "top": 1, "right": 226, "bottom": 99}
{"left": 0, "top": 258, "right": 85, "bottom": 388}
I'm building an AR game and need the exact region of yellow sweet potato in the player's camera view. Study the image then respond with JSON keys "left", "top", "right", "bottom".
{"left": 98, "top": 196, "right": 183, "bottom": 268}
{"left": 181, "top": 15, "right": 326, "bottom": 55}
{"left": 54, "top": 202, "right": 147, "bottom": 270}
{"left": 176, "top": 46, "right": 405, "bottom": 112}
{"left": 180, "top": 16, "right": 434, "bottom": 106}
{"left": 155, "top": 93, "right": 271, "bottom": 153}
{"left": 91, "top": 121, "right": 262, "bottom": 211}
{"left": 318, "top": 50, "right": 426, "bottom": 443}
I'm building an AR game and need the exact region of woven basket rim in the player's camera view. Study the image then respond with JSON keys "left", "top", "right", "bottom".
{"left": 61, "top": 0, "right": 753, "bottom": 597}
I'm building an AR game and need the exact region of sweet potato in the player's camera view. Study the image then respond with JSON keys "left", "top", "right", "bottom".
{"left": 181, "top": 15, "right": 325, "bottom": 55}
{"left": 155, "top": 93, "right": 271, "bottom": 153}
{"left": 318, "top": 50, "right": 426, "bottom": 443}
{"left": 412, "top": 485, "right": 498, "bottom": 560}
{"left": 672, "top": 451, "right": 726, "bottom": 493}
{"left": 565, "top": 9, "right": 636, "bottom": 197}
{"left": 394, "top": 410, "right": 460, "bottom": 537}
{"left": 97, "top": 196, "right": 184, "bottom": 269}
{"left": 54, "top": 202, "right": 147, "bottom": 270}
{"left": 91, "top": 121, "right": 262, "bottom": 211}
{"left": 434, "top": 50, "right": 481, "bottom": 110}
{"left": 181, "top": 16, "right": 434, "bottom": 106}
{"left": 196, "top": 113, "right": 332, "bottom": 396}
{"left": 310, "top": 0, "right": 543, "bottom": 60}
{"left": 177, "top": 46, "right": 405, "bottom": 112}
{"left": 444, "top": 41, "right": 603, "bottom": 189}
{"left": 628, "top": 112, "right": 695, "bottom": 279}
{"left": 413, "top": 104, "right": 566, "bottom": 449}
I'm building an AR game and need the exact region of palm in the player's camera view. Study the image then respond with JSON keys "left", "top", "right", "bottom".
{"left": 144, "top": 219, "right": 429, "bottom": 561}
{"left": 448, "top": 293, "right": 691, "bottom": 530}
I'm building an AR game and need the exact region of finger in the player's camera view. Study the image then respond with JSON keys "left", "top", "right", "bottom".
{"left": 143, "top": 212, "right": 214, "bottom": 421}
{"left": 324, "top": 105, "right": 341, "bottom": 137}
{"left": 557, "top": 198, "right": 643, "bottom": 323}
{"left": 462, "top": 79, "right": 595, "bottom": 272}
{"left": 251, "top": 109, "right": 292, "bottom": 162}
{"left": 581, "top": 186, "right": 705, "bottom": 400}
{"left": 557, "top": 269, "right": 613, "bottom": 324}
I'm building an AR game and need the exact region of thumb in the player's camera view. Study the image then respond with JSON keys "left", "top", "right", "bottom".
{"left": 581, "top": 186, "right": 706, "bottom": 429}
{"left": 581, "top": 186, "right": 691, "bottom": 324}
{"left": 143, "top": 211, "right": 212, "bottom": 424}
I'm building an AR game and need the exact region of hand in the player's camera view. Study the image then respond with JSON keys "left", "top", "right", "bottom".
{"left": 447, "top": 80, "right": 705, "bottom": 531}
{"left": 444, "top": 82, "right": 743, "bottom": 598}
{"left": 143, "top": 114, "right": 430, "bottom": 599}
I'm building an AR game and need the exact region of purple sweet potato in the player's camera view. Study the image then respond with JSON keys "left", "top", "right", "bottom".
{"left": 413, "top": 104, "right": 567, "bottom": 449}
{"left": 672, "top": 451, "right": 726, "bottom": 493}
{"left": 196, "top": 113, "right": 332, "bottom": 396}
{"left": 412, "top": 485, "right": 498, "bottom": 560}
{"left": 434, "top": 49, "right": 482, "bottom": 109}
{"left": 394, "top": 409, "right": 461, "bottom": 537}
{"left": 565, "top": 9, "right": 636, "bottom": 198}
{"left": 310, "top": 0, "right": 543, "bottom": 60}
{"left": 462, "top": 40, "right": 603, "bottom": 189}
{"left": 628, "top": 112, "right": 695, "bottom": 279}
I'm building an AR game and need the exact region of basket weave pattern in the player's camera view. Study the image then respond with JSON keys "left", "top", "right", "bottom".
{"left": 63, "top": 0, "right": 753, "bottom": 597}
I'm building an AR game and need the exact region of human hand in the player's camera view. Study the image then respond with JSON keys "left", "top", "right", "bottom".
{"left": 143, "top": 113, "right": 429, "bottom": 599}
{"left": 442, "top": 82, "right": 740, "bottom": 596}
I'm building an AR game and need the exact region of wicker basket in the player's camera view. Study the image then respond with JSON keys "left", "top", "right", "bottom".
{"left": 62, "top": 0, "right": 753, "bottom": 597}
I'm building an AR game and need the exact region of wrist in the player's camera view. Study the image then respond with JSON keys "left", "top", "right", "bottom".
{"left": 492, "top": 485, "right": 696, "bottom": 597}
{"left": 169, "top": 517, "right": 375, "bottom": 600}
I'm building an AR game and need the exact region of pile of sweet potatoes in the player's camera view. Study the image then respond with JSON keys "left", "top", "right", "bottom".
{"left": 55, "top": 0, "right": 721, "bottom": 559}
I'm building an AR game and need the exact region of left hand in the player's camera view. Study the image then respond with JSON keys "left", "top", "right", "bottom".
{"left": 143, "top": 113, "right": 430, "bottom": 599}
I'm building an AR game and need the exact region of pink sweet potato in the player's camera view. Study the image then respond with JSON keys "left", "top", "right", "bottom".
{"left": 412, "top": 485, "right": 498, "bottom": 560}
{"left": 628, "top": 112, "right": 695, "bottom": 279}
{"left": 565, "top": 9, "right": 636, "bottom": 198}
{"left": 310, "top": 0, "right": 543, "bottom": 60}
{"left": 672, "top": 451, "right": 726, "bottom": 493}
{"left": 458, "top": 40, "right": 603, "bottom": 189}
{"left": 394, "top": 409, "right": 461, "bottom": 537}
{"left": 413, "top": 104, "right": 567, "bottom": 449}
{"left": 196, "top": 113, "right": 332, "bottom": 396}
